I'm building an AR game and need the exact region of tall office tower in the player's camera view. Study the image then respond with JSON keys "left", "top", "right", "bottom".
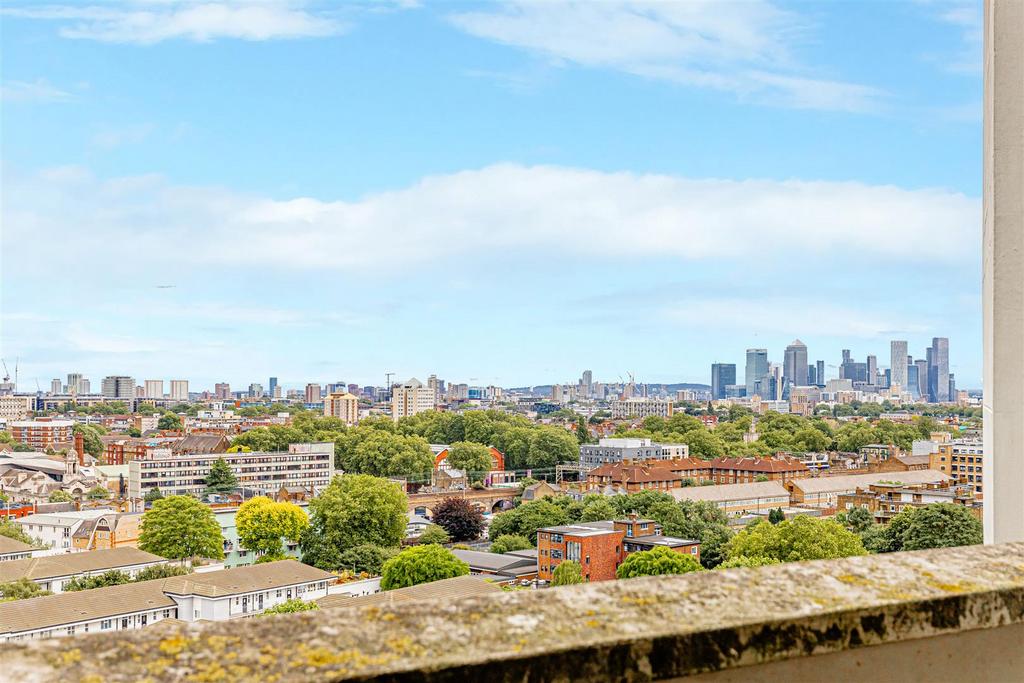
{"left": 392, "top": 378, "right": 436, "bottom": 420}
{"left": 907, "top": 364, "right": 920, "bottom": 399}
{"left": 427, "top": 375, "right": 442, "bottom": 405}
{"left": 928, "top": 337, "right": 950, "bottom": 402}
{"left": 783, "top": 340, "right": 809, "bottom": 389}
{"left": 745, "top": 348, "right": 769, "bottom": 397}
{"left": 50, "top": 378, "right": 61, "bottom": 395}
{"left": 808, "top": 364, "right": 817, "bottom": 386}
{"left": 890, "top": 340, "right": 908, "bottom": 390}
{"left": 268, "top": 377, "right": 278, "bottom": 400}
{"left": 80, "top": 379, "right": 91, "bottom": 394}
{"left": 914, "top": 359, "right": 928, "bottom": 398}
{"left": 248, "top": 383, "right": 264, "bottom": 399}
{"left": 815, "top": 360, "right": 825, "bottom": 386}
{"left": 711, "top": 363, "right": 736, "bottom": 400}
{"left": 948, "top": 374, "right": 956, "bottom": 399}
{"left": 762, "top": 364, "right": 783, "bottom": 400}
{"left": 304, "top": 383, "right": 321, "bottom": 404}
{"left": 144, "top": 380, "right": 164, "bottom": 398}
{"left": 866, "top": 355, "right": 878, "bottom": 386}
{"left": 581, "top": 369, "right": 593, "bottom": 397}
{"left": 102, "top": 376, "right": 137, "bottom": 399}
{"left": 169, "top": 380, "right": 189, "bottom": 401}
{"left": 347, "top": 383, "right": 359, "bottom": 395}
{"left": 66, "top": 373, "right": 83, "bottom": 394}
{"left": 214, "top": 383, "right": 231, "bottom": 400}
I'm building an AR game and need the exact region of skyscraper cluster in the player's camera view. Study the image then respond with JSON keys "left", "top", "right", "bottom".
{"left": 710, "top": 337, "right": 955, "bottom": 403}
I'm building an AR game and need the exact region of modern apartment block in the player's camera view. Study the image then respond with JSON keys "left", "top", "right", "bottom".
{"left": 391, "top": 377, "right": 436, "bottom": 420}
{"left": 143, "top": 380, "right": 164, "bottom": 399}
{"left": 323, "top": 391, "right": 360, "bottom": 425}
{"left": 579, "top": 438, "right": 689, "bottom": 470}
{"left": 890, "top": 340, "right": 908, "bottom": 390}
{"left": 0, "top": 396, "right": 33, "bottom": 422}
{"left": 930, "top": 439, "right": 984, "bottom": 498}
{"left": 128, "top": 442, "right": 334, "bottom": 499}
{"left": 609, "top": 398, "right": 673, "bottom": 419}
{"left": 9, "top": 418, "right": 74, "bottom": 450}
{"left": 169, "top": 380, "right": 189, "bottom": 401}
{"left": 101, "top": 376, "right": 136, "bottom": 399}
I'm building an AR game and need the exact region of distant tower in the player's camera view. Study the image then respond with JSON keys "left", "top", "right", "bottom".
{"left": 783, "top": 340, "right": 808, "bottom": 389}
{"left": 890, "top": 340, "right": 908, "bottom": 391}
{"left": 745, "top": 349, "right": 769, "bottom": 397}
{"left": 711, "top": 363, "right": 736, "bottom": 400}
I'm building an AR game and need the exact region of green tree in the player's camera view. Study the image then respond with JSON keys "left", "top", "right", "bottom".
{"left": 488, "top": 499, "right": 569, "bottom": 544}
{"left": 869, "top": 504, "right": 983, "bottom": 553}
{"left": 71, "top": 424, "right": 103, "bottom": 457}
{"left": 768, "top": 508, "right": 785, "bottom": 525}
{"left": 575, "top": 417, "right": 591, "bottom": 445}
{"left": 134, "top": 564, "right": 190, "bottom": 581}
{"left": 259, "top": 598, "right": 319, "bottom": 616}
{"left": 0, "top": 520, "right": 35, "bottom": 546}
{"left": 157, "top": 413, "right": 183, "bottom": 430}
{"left": 139, "top": 495, "right": 224, "bottom": 560}
{"left": 0, "top": 578, "right": 51, "bottom": 601}
{"left": 715, "top": 555, "right": 781, "bottom": 569}
{"left": 65, "top": 570, "right": 131, "bottom": 591}
{"left": 844, "top": 506, "right": 875, "bottom": 534}
{"left": 578, "top": 496, "right": 617, "bottom": 523}
{"left": 300, "top": 474, "right": 407, "bottom": 570}
{"left": 551, "top": 560, "right": 584, "bottom": 586}
{"left": 380, "top": 545, "right": 469, "bottom": 590}
{"left": 616, "top": 547, "right": 703, "bottom": 579}
{"left": 446, "top": 442, "right": 493, "bottom": 483}
{"left": 48, "top": 491, "right": 74, "bottom": 503}
{"left": 725, "top": 517, "right": 867, "bottom": 564}
{"left": 204, "top": 457, "right": 238, "bottom": 494}
{"left": 527, "top": 428, "right": 578, "bottom": 468}
{"left": 144, "top": 487, "right": 164, "bottom": 504}
{"left": 337, "top": 544, "right": 399, "bottom": 575}
{"left": 489, "top": 534, "right": 533, "bottom": 554}
{"left": 126, "top": 427, "right": 142, "bottom": 438}
{"left": 418, "top": 524, "right": 450, "bottom": 545}
{"left": 235, "top": 496, "right": 308, "bottom": 558}
{"left": 431, "top": 497, "right": 485, "bottom": 542}
{"left": 86, "top": 485, "right": 111, "bottom": 500}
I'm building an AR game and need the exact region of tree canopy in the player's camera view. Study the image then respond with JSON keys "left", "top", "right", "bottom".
{"left": 445, "top": 442, "right": 493, "bottom": 482}
{"left": 380, "top": 544, "right": 469, "bottom": 590}
{"left": 236, "top": 496, "right": 308, "bottom": 558}
{"left": 725, "top": 516, "right": 866, "bottom": 564}
{"left": 300, "top": 474, "right": 407, "bottom": 570}
{"left": 157, "top": 413, "right": 183, "bottom": 431}
{"left": 418, "top": 525, "right": 451, "bottom": 545}
{"left": 204, "top": 458, "right": 238, "bottom": 494}
{"left": 489, "top": 534, "right": 533, "bottom": 554}
{"left": 431, "top": 497, "right": 485, "bottom": 542}
{"left": 551, "top": 560, "right": 584, "bottom": 586}
{"left": 337, "top": 544, "right": 399, "bottom": 575}
{"left": 0, "top": 519, "right": 36, "bottom": 547}
{"left": 139, "top": 495, "right": 224, "bottom": 560}
{"left": 259, "top": 598, "right": 319, "bottom": 616}
{"left": 616, "top": 547, "right": 703, "bottom": 579}
{"left": 864, "top": 504, "right": 982, "bottom": 553}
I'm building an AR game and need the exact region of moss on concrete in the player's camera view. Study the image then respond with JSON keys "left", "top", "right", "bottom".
{"left": 3, "top": 542, "right": 1023, "bottom": 682}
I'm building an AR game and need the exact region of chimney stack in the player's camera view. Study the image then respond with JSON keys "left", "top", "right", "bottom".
{"left": 74, "top": 432, "right": 85, "bottom": 465}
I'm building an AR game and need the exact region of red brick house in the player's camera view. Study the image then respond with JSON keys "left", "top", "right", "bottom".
{"left": 707, "top": 456, "right": 810, "bottom": 485}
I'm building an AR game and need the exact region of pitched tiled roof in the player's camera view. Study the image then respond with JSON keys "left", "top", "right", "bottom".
{"left": 317, "top": 575, "right": 500, "bottom": 610}
{"left": 671, "top": 481, "right": 790, "bottom": 503}
{"left": 708, "top": 457, "right": 809, "bottom": 473}
{"left": 788, "top": 470, "right": 950, "bottom": 494}
{"left": 0, "top": 547, "right": 165, "bottom": 584}
{"left": 162, "top": 560, "right": 333, "bottom": 598}
{"left": 0, "top": 579, "right": 175, "bottom": 634}
{"left": 0, "top": 536, "right": 33, "bottom": 555}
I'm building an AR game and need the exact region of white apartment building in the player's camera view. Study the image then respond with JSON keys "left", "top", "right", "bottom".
{"left": 143, "top": 380, "right": 164, "bottom": 399}
{"left": 128, "top": 442, "right": 334, "bottom": 499}
{"left": 323, "top": 391, "right": 360, "bottom": 425}
{"left": 0, "top": 560, "right": 333, "bottom": 642}
{"left": 0, "top": 547, "right": 168, "bottom": 594}
{"left": 15, "top": 510, "right": 113, "bottom": 551}
{"left": 609, "top": 398, "right": 674, "bottom": 419}
{"left": 391, "top": 378, "right": 436, "bottom": 420}
{"left": 169, "top": 380, "right": 189, "bottom": 401}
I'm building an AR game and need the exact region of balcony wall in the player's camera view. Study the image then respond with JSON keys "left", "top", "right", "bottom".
{"left": 3, "top": 542, "right": 1023, "bottom": 682}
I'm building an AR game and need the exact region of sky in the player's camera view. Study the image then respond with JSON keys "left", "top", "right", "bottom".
{"left": 0, "top": 0, "right": 983, "bottom": 392}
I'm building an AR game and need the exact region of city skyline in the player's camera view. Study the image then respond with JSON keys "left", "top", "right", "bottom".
{"left": 2, "top": 2, "right": 982, "bottom": 388}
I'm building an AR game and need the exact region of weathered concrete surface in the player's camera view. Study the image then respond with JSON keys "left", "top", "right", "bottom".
{"left": 3, "top": 543, "right": 1024, "bottom": 682}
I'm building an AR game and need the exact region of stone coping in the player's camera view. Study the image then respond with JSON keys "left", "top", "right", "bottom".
{"left": 5, "top": 542, "right": 1023, "bottom": 682}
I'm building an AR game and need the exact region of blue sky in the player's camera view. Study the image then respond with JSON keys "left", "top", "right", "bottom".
{"left": 0, "top": 1, "right": 982, "bottom": 391}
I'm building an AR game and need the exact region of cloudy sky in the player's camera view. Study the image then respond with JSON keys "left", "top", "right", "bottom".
{"left": 0, "top": 0, "right": 981, "bottom": 391}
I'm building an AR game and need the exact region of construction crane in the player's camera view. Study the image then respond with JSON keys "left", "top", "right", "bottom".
{"left": 1, "top": 359, "right": 9, "bottom": 383}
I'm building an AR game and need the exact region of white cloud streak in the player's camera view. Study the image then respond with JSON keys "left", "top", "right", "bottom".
{"left": 448, "top": 0, "right": 883, "bottom": 112}
{"left": 0, "top": 79, "right": 74, "bottom": 103}
{"left": 3, "top": 1, "right": 344, "bottom": 44}
{"left": 2, "top": 164, "right": 978, "bottom": 280}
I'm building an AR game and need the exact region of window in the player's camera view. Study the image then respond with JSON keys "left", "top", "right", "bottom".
{"left": 101, "top": 620, "right": 111, "bottom": 630}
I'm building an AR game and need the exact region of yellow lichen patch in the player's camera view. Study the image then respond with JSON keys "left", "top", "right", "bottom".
{"left": 159, "top": 634, "right": 191, "bottom": 656}
{"left": 59, "top": 649, "right": 82, "bottom": 666}
{"left": 290, "top": 644, "right": 392, "bottom": 671}
{"left": 148, "top": 657, "right": 174, "bottom": 675}
{"left": 386, "top": 636, "right": 427, "bottom": 658}
{"left": 836, "top": 574, "right": 869, "bottom": 585}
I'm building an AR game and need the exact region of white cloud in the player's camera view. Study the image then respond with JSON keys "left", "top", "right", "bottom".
{"left": 3, "top": 164, "right": 979, "bottom": 281}
{"left": 0, "top": 79, "right": 73, "bottom": 103}
{"left": 3, "top": 1, "right": 344, "bottom": 44}
{"left": 918, "top": 0, "right": 981, "bottom": 75}
{"left": 448, "top": 1, "right": 882, "bottom": 112}
{"left": 90, "top": 123, "right": 156, "bottom": 150}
